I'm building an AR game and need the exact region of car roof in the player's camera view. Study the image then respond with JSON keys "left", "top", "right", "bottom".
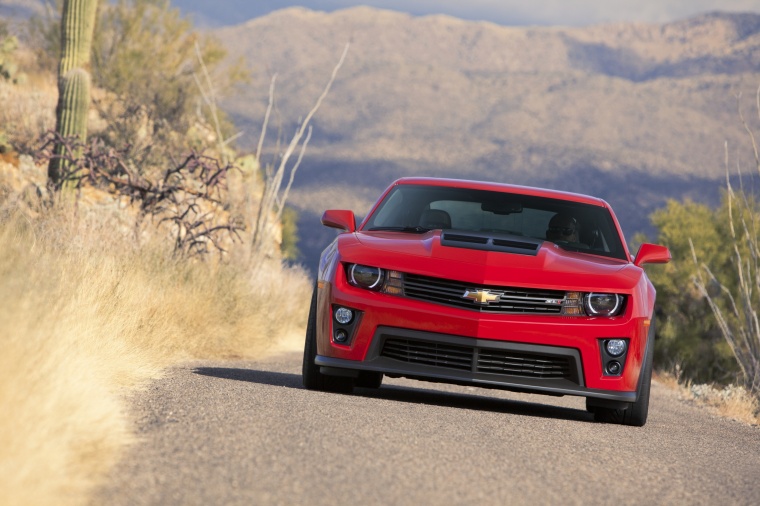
{"left": 392, "top": 177, "right": 609, "bottom": 207}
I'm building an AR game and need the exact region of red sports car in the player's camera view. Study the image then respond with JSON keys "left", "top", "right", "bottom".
{"left": 302, "top": 177, "right": 670, "bottom": 426}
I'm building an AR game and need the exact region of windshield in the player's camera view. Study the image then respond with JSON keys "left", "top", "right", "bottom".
{"left": 363, "top": 184, "right": 627, "bottom": 260}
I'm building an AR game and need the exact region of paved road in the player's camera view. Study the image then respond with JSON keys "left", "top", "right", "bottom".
{"left": 96, "top": 351, "right": 760, "bottom": 505}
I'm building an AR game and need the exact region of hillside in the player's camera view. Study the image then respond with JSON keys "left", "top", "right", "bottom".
{"left": 213, "top": 8, "right": 760, "bottom": 262}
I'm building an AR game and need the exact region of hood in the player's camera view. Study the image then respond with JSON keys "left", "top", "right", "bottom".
{"left": 339, "top": 230, "right": 640, "bottom": 293}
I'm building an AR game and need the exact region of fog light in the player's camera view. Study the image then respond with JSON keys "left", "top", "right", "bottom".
{"left": 334, "top": 307, "right": 353, "bottom": 325}
{"left": 607, "top": 361, "right": 622, "bottom": 375}
{"left": 334, "top": 329, "right": 348, "bottom": 343}
{"left": 605, "top": 339, "right": 627, "bottom": 357}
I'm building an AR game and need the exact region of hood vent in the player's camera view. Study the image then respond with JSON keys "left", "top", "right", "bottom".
{"left": 441, "top": 231, "right": 542, "bottom": 256}
{"left": 442, "top": 233, "right": 488, "bottom": 244}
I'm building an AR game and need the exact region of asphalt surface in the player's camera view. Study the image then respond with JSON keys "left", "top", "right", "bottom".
{"left": 95, "top": 351, "right": 760, "bottom": 505}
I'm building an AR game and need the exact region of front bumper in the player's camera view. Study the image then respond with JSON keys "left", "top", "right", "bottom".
{"left": 316, "top": 326, "right": 637, "bottom": 402}
{"left": 316, "top": 281, "right": 649, "bottom": 399}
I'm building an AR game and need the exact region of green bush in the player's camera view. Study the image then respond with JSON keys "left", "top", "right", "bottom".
{"left": 646, "top": 194, "right": 760, "bottom": 384}
{"left": 281, "top": 206, "right": 301, "bottom": 261}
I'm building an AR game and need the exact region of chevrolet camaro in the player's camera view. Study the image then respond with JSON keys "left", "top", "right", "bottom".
{"left": 302, "top": 177, "right": 670, "bottom": 426}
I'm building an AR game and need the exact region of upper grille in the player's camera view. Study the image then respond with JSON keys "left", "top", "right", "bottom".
{"left": 403, "top": 273, "right": 566, "bottom": 314}
{"left": 381, "top": 337, "right": 575, "bottom": 381}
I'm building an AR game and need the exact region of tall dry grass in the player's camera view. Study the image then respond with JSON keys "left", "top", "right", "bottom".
{"left": 0, "top": 201, "right": 311, "bottom": 505}
{"left": 0, "top": 77, "right": 56, "bottom": 154}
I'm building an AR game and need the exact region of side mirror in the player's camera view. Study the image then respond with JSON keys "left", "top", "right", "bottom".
{"left": 321, "top": 210, "right": 356, "bottom": 232}
{"left": 634, "top": 243, "right": 671, "bottom": 267}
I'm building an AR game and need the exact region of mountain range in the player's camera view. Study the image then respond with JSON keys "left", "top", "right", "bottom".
{"left": 210, "top": 7, "right": 760, "bottom": 265}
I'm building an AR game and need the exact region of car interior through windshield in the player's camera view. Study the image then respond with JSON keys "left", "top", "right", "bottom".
{"left": 363, "top": 185, "right": 627, "bottom": 260}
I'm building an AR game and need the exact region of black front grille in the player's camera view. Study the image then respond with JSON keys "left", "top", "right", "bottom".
{"left": 403, "top": 273, "right": 565, "bottom": 314}
{"left": 381, "top": 338, "right": 472, "bottom": 371}
{"left": 381, "top": 337, "right": 575, "bottom": 381}
{"left": 477, "top": 349, "right": 571, "bottom": 378}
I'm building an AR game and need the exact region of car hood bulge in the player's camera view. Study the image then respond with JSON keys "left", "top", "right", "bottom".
{"left": 341, "top": 231, "right": 639, "bottom": 292}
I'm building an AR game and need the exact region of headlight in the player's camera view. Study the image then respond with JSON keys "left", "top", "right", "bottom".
{"left": 348, "top": 264, "right": 385, "bottom": 290}
{"left": 584, "top": 293, "right": 623, "bottom": 317}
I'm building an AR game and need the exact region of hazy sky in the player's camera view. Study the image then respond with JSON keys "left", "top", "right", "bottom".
{"left": 7, "top": 1, "right": 759, "bottom": 26}
{"left": 177, "top": 0, "right": 760, "bottom": 27}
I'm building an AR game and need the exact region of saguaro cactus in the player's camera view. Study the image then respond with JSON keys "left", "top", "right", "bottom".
{"left": 48, "top": 0, "right": 98, "bottom": 188}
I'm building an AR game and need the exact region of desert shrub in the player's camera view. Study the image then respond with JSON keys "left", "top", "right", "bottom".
{"left": 0, "top": 21, "right": 20, "bottom": 83}
{"left": 691, "top": 178, "right": 760, "bottom": 392}
{"left": 281, "top": 205, "right": 301, "bottom": 260}
{"left": 28, "top": 0, "right": 246, "bottom": 168}
{"left": 646, "top": 197, "right": 744, "bottom": 383}
{"left": 649, "top": 88, "right": 760, "bottom": 398}
{"left": 92, "top": 0, "right": 241, "bottom": 159}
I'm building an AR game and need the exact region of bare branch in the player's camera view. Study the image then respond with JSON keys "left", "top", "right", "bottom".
{"left": 256, "top": 74, "right": 277, "bottom": 163}
{"left": 34, "top": 131, "right": 244, "bottom": 258}
{"left": 193, "top": 41, "right": 240, "bottom": 165}
{"left": 276, "top": 125, "right": 312, "bottom": 224}
{"left": 250, "top": 43, "right": 350, "bottom": 263}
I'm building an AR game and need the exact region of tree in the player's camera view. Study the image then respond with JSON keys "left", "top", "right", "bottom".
{"left": 689, "top": 91, "right": 760, "bottom": 394}
{"left": 692, "top": 181, "right": 760, "bottom": 393}
{"left": 648, "top": 86, "right": 760, "bottom": 393}
{"left": 646, "top": 197, "right": 741, "bottom": 383}
{"left": 48, "top": 0, "right": 98, "bottom": 188}
{"left": 90, "top": 0, "right": 242, "bottom": 168}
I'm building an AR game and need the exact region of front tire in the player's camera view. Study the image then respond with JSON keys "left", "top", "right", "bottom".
{"left": 302, "top": 284, "right": 355, "bottom": 394}
{"left": 591, "top": 317, "right": 655, "bottom": 427}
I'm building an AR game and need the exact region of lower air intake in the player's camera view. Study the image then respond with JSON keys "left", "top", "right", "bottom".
{"left": 381, "top": 337, "right": 576, "bottom": 381}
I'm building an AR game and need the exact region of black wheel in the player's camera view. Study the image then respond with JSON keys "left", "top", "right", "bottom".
{"left": 302, "top": 284, "right": 355, "bottom": 393}
{"left": 592, "top": 317, "right": 655, "bottom": 427}
{"left": 356, "top": 371, "right": 383, "bottom": 389}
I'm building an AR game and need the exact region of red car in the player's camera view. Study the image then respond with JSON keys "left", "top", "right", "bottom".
{"left": 302, "top": 177, "right": 670, "bottom": 426}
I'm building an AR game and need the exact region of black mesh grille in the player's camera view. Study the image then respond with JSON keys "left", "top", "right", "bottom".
{"left": 477, "top": 349, "right": 571, "bottom": 378}
{"left": 381, "top": 337, "right": 576, "bottom": 381}
{"left": 381, "top": 338, "right": 472, "bottom": 371}
{"left": 403, "top": 273, "right": 566, "bottom": 314}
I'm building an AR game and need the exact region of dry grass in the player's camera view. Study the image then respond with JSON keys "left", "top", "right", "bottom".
{"left": 0, "top": 77, "right": 56, "bottom": 153}
{"left": 0, "top": 33, "right": 313, "bottom": 506}
{"left": 654, "top": 370, "right": 760, "bottom": 426}
{"left": 0, "top": 199, "right": 311, "bottom": 505}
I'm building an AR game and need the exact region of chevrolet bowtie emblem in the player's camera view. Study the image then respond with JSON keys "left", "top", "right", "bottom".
{"left": 462, "top": 289, "right": 501, "bottom": 305}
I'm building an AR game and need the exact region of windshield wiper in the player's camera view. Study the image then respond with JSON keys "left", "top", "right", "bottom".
{"left": 367, "top": 226, "right": 431, "bottom": 233}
